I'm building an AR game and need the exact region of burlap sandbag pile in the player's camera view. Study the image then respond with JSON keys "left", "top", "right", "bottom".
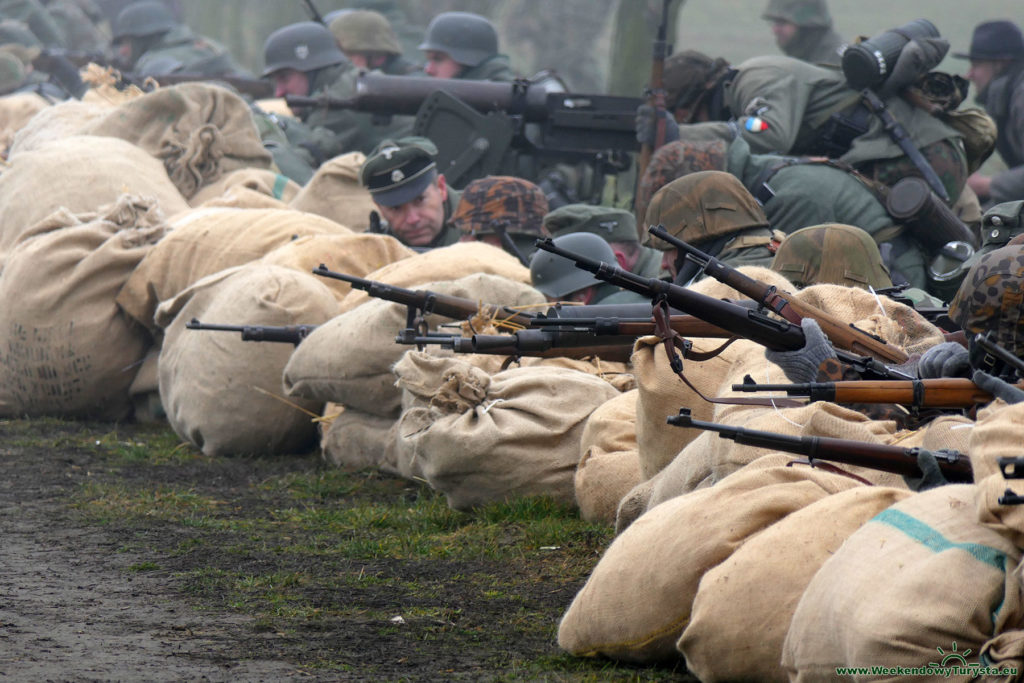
{"left": 0, "top": 92, "right": 50, "bottom": 151}
{"left": 0, "top": 135, "right": 188, "bottom": 262}
{"left": 289, "top": 152, "right": 376, "bottom": 231}
{"left": 558, "top": 453, "right": 863, "bottom": 664}
{"left": 392, "top": 351, "right": 622, "bottom": 510}
{"left": 81, "top": 83, "right": 273, "bottom": 200}
{"left": 335, "top": 241, "right": 534, "bottom": 313}
{"left": 260, "top": 233, "right": 415, "bottom": 302}
{"left": 680, "top": 485, "right": 914, "bottom": 682}
{"left": 189, "top": 167, "right": 301, "bottom": 207}
{"left": 7, "top": 100, "right": 111, "bottom": 156}
{"left": 318, "top": 403, "right": 399, "bottom": 472}
{"left": 284, "top": 273, "right": 546, "bottom": 420}
{"left": 574, "top": 389, "right": 643, "bottom": 524}
{"left": 0, "top": 195, "right": 168, "bottom": 419}
{"left": 782, "top": 402, "right": 1024, "bottom": 680}
{"left": 118, "top": 207, "right": 352, "bottom": 332}
{"left": 155, "top": 264, "right": 339, "bottom": 457}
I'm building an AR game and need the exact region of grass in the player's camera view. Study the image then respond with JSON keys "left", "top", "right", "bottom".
{"left": 15, "top": 417, "right": 688, "bottom": 680}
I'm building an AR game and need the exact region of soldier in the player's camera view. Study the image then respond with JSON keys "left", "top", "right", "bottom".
{"left": 418, "top": 11, "right": 513, "bottom": 82}
{"left": 111, "top": 0, "right": 247, "bottom": 78}
{"left": 0, "top": 48, "right": 26, "bottom": 94}
{"left": 529, "top": 233, "right": 647, "bottom": 305}
{"left": 954, "top": 20, "right": 1024, "bottom": 206}
{"left": 0, "top": 18, "right": 84, "bottom": 98}
{"left": 761, "top": 0, "right": 844, "bottom": 66}
{"left": 359, "top": 136, "right": 463, "bottom": 250}
{"left": 636, "top": 44, "right": 968, "bottom": 205}
{"left": 643, "top": 170, "right": 786, "bottom": 284}
{"left": 451, "top": 175, "right": 550, "bottom": 263}
{"left": 769, "top": 223, "right": 894, "bottom": 291}
{"left": 329, "top": 9, "right": 417, "bottom": 75}
{"left": 41, "top": 0, "right": 109, "bottom": 56}
{"left": 259, "top": 21, "right": 412, "bottom": 176}
{"left": 543, "top": 204, "right": 662, "bottom": 279}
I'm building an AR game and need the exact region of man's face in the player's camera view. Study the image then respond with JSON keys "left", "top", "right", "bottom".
{"left": 966, "top": 59, "right": 1004, "bottom": 96}
{"left": 344, "top": 52, "right": 388, "bottom": 70}
{"left": 377, "top": 176, "right": 448, "bottom": 246}
{"left": 769, "top": 19, "right": 798, "bottom": 49}
{"left": 660, "top": 247, "right": 679, "bottom": 280}
{"left": 271, "top": 68, "right": 310, "bottom": 98}
{"left": 423, "top": 50, "right": 463, "bottom": 79}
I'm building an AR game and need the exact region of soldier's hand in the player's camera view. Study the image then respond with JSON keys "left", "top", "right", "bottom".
{"left": 765, "top": 318, "right": 838, "bottom": 384}
{"left": 635, "top": 104, "right": 680, "bottom": 148}
{"left": 973, "top": 369, "right": 1024, "bottom": 405}
{"left": 903, "top": 449, "right": 949, "bottom": 492}
{"left": 917, "top": 341, "right": 970, "bottom": 379}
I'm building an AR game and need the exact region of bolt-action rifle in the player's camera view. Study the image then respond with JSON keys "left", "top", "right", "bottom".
{"left": 730, "top": 376, "right": 1001, "bottom": 409}
{"left": 185, "top": 319, "right": 317, "bottom": 346}
{"left": 647, "top": 225, "right": 909, "bottom": 365}
{"left": 667, "top": 408, "right": 973, "bottom": 482}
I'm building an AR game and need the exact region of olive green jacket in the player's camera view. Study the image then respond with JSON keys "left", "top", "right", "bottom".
{"left": 781, "top": 26, "right": 845, "bottom": 67}
{"left": 459, "top": 54, "right": 515, "bottom": 82}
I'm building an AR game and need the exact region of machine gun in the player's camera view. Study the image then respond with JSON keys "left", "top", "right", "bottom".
{"left": 667, "top": 408, "right": 973, "bottom": 482}
{"left": 286, "top": 72, "right": 641, "bottom": 190}
{"left": 185, "top": 319, "right": 317, "bottom": 345}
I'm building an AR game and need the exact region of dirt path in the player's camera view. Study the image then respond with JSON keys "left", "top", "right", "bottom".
{"left": 0, "top": 443, "right": 305, "bottom": 682}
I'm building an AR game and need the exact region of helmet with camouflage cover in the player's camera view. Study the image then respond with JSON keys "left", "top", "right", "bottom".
{"left": 112, "top": 0, "right": 176, "bottom": 42}
{"left": 635, "top": 138, "right": 729, "bottom": 229}
{"left": 761, "top": 0, "right": 833, "bottom": 28}
{"left": 530, "top": 233, "right": 615, "bottom": 299}
{"left": 663, "top": 49, "right": 732, "bottom": 112}
{"left": 770, "top": 223, "right": 893, "bottom": 290}
{"left": 0, "top": 50, "right": 26, "bottom": 94}
{"left": 948, "top": 244, "right": 1024, "bottom": 357}
{"left": 330, "top": 9, "right": 402, "bottom": 56}
{"left": 451, "top": 176, "right": 550, "bottom": 238}
{"left": 643, "top": 170, "right": 769, "bottom": 250}
{"left": 262, "top": 21, "right": 347, "bottom": 77}
{"left": 418, "top": 11, "right": 498, "bottom": 67}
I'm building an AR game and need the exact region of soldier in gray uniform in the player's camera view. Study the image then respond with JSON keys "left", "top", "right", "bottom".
{"left": 359, "top": 136, "right": 463, "bottom": 250}
{"left": 112, "top": 0, "right": 246, "bottom": 78}
{"left": 543, "top": 204, "right": 663, "bottom": 280}
{"left": 761, "top": 0, "right": 844, "bottom": 66}
{"left": 530, "top": 233, "right": 648, "bottom": 305}
{"left": 418, "top": 11, "right": 513, "bottom": 82}
{"left": 954, "top": 20, "right": 1024, "bottom": 206}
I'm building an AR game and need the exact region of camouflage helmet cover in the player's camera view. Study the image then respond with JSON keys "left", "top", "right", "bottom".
{"left": 770, "top": 223, "right": 893, "bottom": 291}
{"left": 330, "top": 9, "right": 402, "bottom": 56}
{"left": 451, "top": 176, "right": 550, "bottom": 238}
{"left": 643, "top": 170, "right": 769, "bottom": 251}
{"left": 948, "top": 244, "right": 1024, "bottom": 356}
{"left": 418, "top": 11, "right": 498, "bottom": 67}
{"left": 112, "top": 0, "right": 176, "bottom": 41}
{"left": 262, "top": 21, "right": 346, "bottom": 77}
{"left": 761, "top": 0, "right": 833, "bottom": 28}
{"left": 635, "top": 138, "right": 729, "bottom": 229}
{"left": 530, "top": 232, "right": 615, "bottom": 299}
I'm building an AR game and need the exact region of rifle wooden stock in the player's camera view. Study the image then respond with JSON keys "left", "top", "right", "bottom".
{"left": 732, "top": 378, "right": 1000, "bottom": 408}
{"left": 312, "top": 265, "right": 536, "bottom": 328}
{"left": 647, "top": 226, "right": 909, "bottom": 364}
{"left": 667, "top": 409, "right": 973, "bottom": 482}
{"left": 636, "top": 0, "right": 675, "bottom": 238}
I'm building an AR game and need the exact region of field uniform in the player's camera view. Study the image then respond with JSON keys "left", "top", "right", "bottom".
{"left": 761, "top": 0, "right": 845, "bottom": 66}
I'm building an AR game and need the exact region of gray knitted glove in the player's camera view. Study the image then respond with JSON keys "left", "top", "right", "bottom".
{"left": 765, "top": 318, "right": 838, "bottom": 384}
{"left": 903, "top": 449, "right": 949, "bottom": 492}
{"left": 973, "top": 369, "right": 1024, "bottom": 404}
{"left": 635, "top": 103, "right": 680, "bottom": 147}
{"left": 917, "top": 341, "right": 971, "bottom": 379}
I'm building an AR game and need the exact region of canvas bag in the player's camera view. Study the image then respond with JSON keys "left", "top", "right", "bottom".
{"left": 574, "top": 389, "right": 643, "bottom": 524}
{"left": 289, "top": 151, "right": 376, "bottom": 231}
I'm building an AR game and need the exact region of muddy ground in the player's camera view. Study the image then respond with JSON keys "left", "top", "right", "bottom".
{"left": 0, "top": 419, "right": 694, "bottom": 682}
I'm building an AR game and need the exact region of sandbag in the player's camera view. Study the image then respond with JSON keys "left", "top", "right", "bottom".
{"left": 782, "top": 484, "right": 1023, "bottom": 681}
{"left": 680, "top": 485, "right": 913, "bottom": 682}
{"left": 0, "top": 92, "right": 49, "bottom": 150}
{"left": 156, "top": 264, "right": 339, "bottom": 456}
{"left": 319, "top": 403, "right": 397, "bottom": 473}
{"left": 0, "top": 196, "right": 167, "bottom": 419}
{"left": 7, "top": 100, "right": 110, "bottom": 156}
{"left": 336, "top": 241, "right": 535, "bottom": 313}
{"left": 260, "top": 233, "right": 414, "bottom": 302}
{"left": 190, "top": 167, "right": 301, "bottom": 207}
{"left": 283, "top": 274, "right": 546, "bottom": 417}
{"left": 289, "top": 151, "right": 376, "bottom": 231}
{"left": 558, "top": 454, "right": 862, "bottom": 664}
{"left": 81, "top": 83, "right": 273, "bottom": 199}
{"left": 196, "top": 186, "right": 291, "bottom": 210}
{"left": 0, "top": 136, "right": 188, "bottom": 262}
{"left": 574, "top": 390, "right": 643, "bottom": 524}
{"left": 118, "top": 207, "right": 352, "bottom": 331}
{"left": 394, "top": 353, "right": 621, "bottom": 510}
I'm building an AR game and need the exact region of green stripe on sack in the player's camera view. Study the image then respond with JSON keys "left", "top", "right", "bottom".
{"left": 272, "top": 174, "right": 290, "bottom": 200}
{"left": 873, "top": 508, "right": 1008, "bottom": 572}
